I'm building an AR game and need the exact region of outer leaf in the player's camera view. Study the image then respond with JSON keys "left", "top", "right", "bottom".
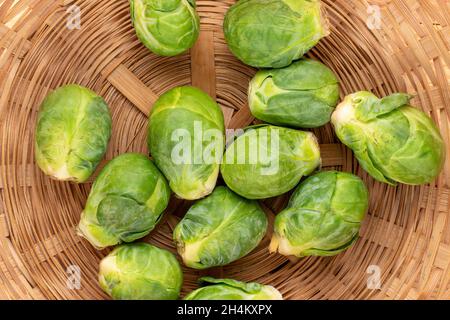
{"left": 249, "top": 59, "right": 339, "bottom": 128}
{"left": 332, "top": 92, "right": 445, "bottom": 185}
{"left": 332, "top": 105, "right": 396, "bottom": 185}
{"left": 354, "top": 92, "right": 412, "bottom": 122}
{"left": 378, "top": 107, "right": 446, "bottom": 184}
{"left": 198, "top": 277, "right": 263, "bottom": 294}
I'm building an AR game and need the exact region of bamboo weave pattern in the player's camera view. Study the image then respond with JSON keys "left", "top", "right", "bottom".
{"left": 0, "top": 0, "right": 449, "bottom": 299}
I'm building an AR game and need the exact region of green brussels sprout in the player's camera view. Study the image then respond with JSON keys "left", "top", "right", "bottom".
{"left": 77, "top": 153, "right": 171, "bottom": 249}
{"left": 148, "top": 86, "right": 225, "bottom": 200}
{"left": 223, "top": 0, "right": 329, "bottom": 68}
{"left": 130, "top": 0, "right": 200, "bottom": 56}
{"left": 174, "top": 186, "right": 267, "bottom": 269}
{"left": 99, "top": 243, "right": 183, "bottom": 300}
{"left": 331, "top": 92, "right": 446, "bottom": 185}
{"left": 249, "top": 59, "right": 340, "bottom": 128}
{"left": 184, "top": 277, "right": 283, "bottom": 300}
{"left": 270, "top": 171, "right": 368, "bottom": 257}
{"left": 221, "top": 125, "right": 321, "bottom": 199}
{"left": 35, "top": 84, "right": 111, "bottom": 183}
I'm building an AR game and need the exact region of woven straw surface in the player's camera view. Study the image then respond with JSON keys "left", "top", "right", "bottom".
{"left": 0, "top": 0, "right": 449, "bottom": 300}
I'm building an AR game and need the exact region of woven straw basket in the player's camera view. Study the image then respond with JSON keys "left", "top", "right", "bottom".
{"left": 0, "top": 0, "right": 449, "bottom": 300}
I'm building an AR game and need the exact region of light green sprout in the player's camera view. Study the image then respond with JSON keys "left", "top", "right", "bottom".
{"left": 174, "top": 186, "right": 268, "bottom": 269}
{"left": 249, "top": 59, "right": 339, "bottom": 128}
{"left": 35, "top": 84, "right": 111, "bottom": 183}
{"left": 184, "top": 277, "right": 283, "bottom": 300}
{"left": 130, "top": 0, "right": 200, "bottom": 56}
{"left": 270, "top": 171, "right": 368, "bottom": 257}
{"left": 331, "top": 92, "right": 446, "bottom": 185}
{"left": 99, "top": 243, "right": 183, "bottom": 300}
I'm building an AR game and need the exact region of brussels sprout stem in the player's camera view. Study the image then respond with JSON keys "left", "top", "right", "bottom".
{"left": 269, "top": 234, "right": 302, "bottom": 262}
{"left": 77, "top": 219, "right": 115, "bottom": 250}
{"left": 269, "top": 233, "right": 300, "bottom": 257}
{"left": 49, "top": 163, "right": 72, "bottom": 181}
{"left": 331, "top": 95, "right": 355, "bottom": 126}
{"left": 180, "top": 241, "right": 202, "bottom": 267}
{"left": 257, "top": 286, "right": 284, "bottom": 300}
{"left": 268, "top": 234, "right": 280, "bottom": 254}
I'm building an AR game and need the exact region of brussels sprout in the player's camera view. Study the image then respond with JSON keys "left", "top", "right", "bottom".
{"left": 174, "top": 186, "right": 267, "bottom": 269}
{"left": 130, "top": 0, "right": 200, "bottom": 56}
{"left": 223, "top": 0, "right": 329, "bottom": 68}
{"left": 99, "top": 243, "right": 183, "bottom": 300}
{"left": 148, "top": 86, "right": 225, "bottom": 200}
{"left": 77, "top": 153, "right": 171, "bottom": 249}
{"left": 331, "top": 92, "right": 446, "bottom": 185}
{"left": 249, "top": 59, "right": 340, "bottom": 128}
{"left": 270, "top": 171, "right": 368, "bottom": 257}
{"left": 184, "top": 277, "right": 283, "bottom": 300}
{"left": 35, "top": 84, "right": 111, "bottom": 183}
{"left": 221, "top": 125, "right": 321, "bottom": 199}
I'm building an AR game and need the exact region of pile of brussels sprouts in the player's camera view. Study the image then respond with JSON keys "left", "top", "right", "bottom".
{"left": 34, "top": 0, "right": 446, "bottom": 300}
